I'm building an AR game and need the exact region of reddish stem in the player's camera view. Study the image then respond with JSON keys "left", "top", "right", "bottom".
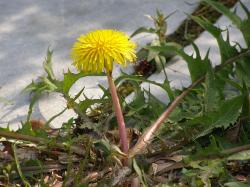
{"left": 107, "top": 73, "right": 128, "bottom": 164}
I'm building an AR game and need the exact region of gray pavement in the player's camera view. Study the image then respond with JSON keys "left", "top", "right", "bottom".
{"left": 0, "top": 0, "right": 199, "bottom": 129}
{"left": 4, "top": 0, "right": 248, "bottom": 129}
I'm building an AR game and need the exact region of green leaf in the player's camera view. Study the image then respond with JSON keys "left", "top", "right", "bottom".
{"left": 43, "top": 48, "right": 55, "bottom": 80}
{"left": 126, "top": 87, "right": 146, "bottom": 115}
{"left": 147, "top": 40, "right": 160, "bottom": 62}
{"left": 23, "top": 77, "right": 58, "bottom": 96}
{"left": 226, "top": 1, "right": 249, "bottom": 46}
{"left": 239, "top": 1, "right": 250, "bottom": 19}
{"left": 144, "top": 89, "right": 166, "bottom": 118}
{"left": 202, "top": 0, "right": 242, "bottom": 27}
{"left": 98, "top": 84, "right": 110, "bottom": 99}
{"left": 190, "top": 96, "right": 243, "bottom": 139}
{"left": 130, "top": 27, "right": 156, "bottom": 38}
{"left": 223, "top": 78, "right": 244, "bottom": 92}
{"left": 184, "top": 158, "right": 225, "bottom": 187}
{"left": 203, "top": 0, "right": 250, "bottom": 47}
{"left": 144, "top": 42, "right": 182, "bottom": 57}
{"left": 204, "top": 63, "right": 223, "bottom": 112}
{"left": 228, "top": 150, "right": 250, "bottom": 160}
{"left": 40, "top": 77, "right": 58, "bottom": 91}
{"left": 168, "top": 89, "right": 204, "bottom": 123}
{"left": 17, "top": 121, "right": 35, "bottom": 136}
{"left": 240, "top": 17, "right": 250, "bottom": 47}
{"left": 190, "top": 136, "right": 222, "bottom": 160}
{"left": 190, "top": 15, "right": 221, "bottom": 37}
{"left": 26, "top": 92, "right": 40, "bottom": 122}
{"left": 236, "top": 55, "right": 250, "bottom": 88}
{"left": 191, "top": 15, "right": 238, "bottom": 63}
{"left": 133, "top": 159, "right": 147, "bottom": 187}
{"left": 115, "top": 73, "right": 174, "bottom": 101}
{"left": 45, "top": 108, "right": 67, "bottom": 127}
{"left": 72, "top": 87, "right": 85, "bottom": 101}
{"left": 78, "top": 97, "right": 108, "bottom": 113}
{"left": 146, "top": 43, "right": 210, "bottom": 82}
{"left": 0, "top": 126, "right": 11, "bottom": 132}
{"left": 75, "top": 121, "right": 101, "bottom": 134}
{"left": 188, "top": 16, "right": 239, "bottom": 89}
{"left": 62, "top": 70, "right": 105, "bottom": 95}
{"left": 241, "top": 82, "right": 250, "bottom": 117}
{"left": 17, "top": 121, "right": 48, "bottom": 138}
{"left": 225, "top": 182, "right": 250, "bottom": 187}
{"left": 94, "top": 139, "right": 111, "bottom": 157}
{"left": 23, "top": 81, "right": 46, "bottom": 94}
{"left": 110, "top": 144, "right": 126, "bottom": 157}
{"left": 154, "top": 55, "right": 166, "bottom": 72}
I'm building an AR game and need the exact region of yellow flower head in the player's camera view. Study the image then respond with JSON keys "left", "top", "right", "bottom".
{"left": 71, "top": 29, "right": 136, "bottom": 73}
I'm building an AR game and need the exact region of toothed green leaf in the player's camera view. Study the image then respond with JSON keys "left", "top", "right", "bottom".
{"left": 203, "top": 0, "right": 250, "bottom": 47}
{"left": 191, "top": 15, "right": 238, "bottom": 63}
{"left": 204, "top": 63, "right": 223, "bottom": 112}
{"left": 62, "top": 70, "right": 105, "bottom": 95}
{"left": 78, "top": 98, "right": 108, "bottom": 113}
{"left": 146, "top": 43, "right": 210, "bottom": 82}
{"left": 202, "top": 0, "right": 242, "bottom": 27}
{"left": 236, "top": 54, "right": 250, "bottom": 88}
{"left": 130, "top": 27, "right": 156, "bottom": 38}
{"left": 43, "top": 48, "right": 55, "bottom": 80}
{"left": 115, "top": 73, "right": 174, "bottom": 101}
{"left": 188, "top": 95, "right": 243, "bottom": 139}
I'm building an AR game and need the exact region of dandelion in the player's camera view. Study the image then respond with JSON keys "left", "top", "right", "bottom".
{"left": 71, "top": 29, "right": 136, "bottom": 73}
{"left": 71, "top": 29, "right": 136, "bottom": 164}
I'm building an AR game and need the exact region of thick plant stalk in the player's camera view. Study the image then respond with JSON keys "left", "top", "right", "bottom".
{"left": 107, "top": 73, "right": 129, "bottom": 157}
{"left": 128, "top": 77, "right": 203, "bottom": 158}
{"left": 128, "top": 49, "right": 250, "bottom": 158}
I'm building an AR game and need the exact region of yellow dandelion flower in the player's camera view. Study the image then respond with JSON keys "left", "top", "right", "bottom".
{"left": 71, "top": 29, "right": 137, "bottom": 73}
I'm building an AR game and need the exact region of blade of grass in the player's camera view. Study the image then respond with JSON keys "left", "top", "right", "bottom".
{"left": 12, "top": 143, "right": 31, "bottom": 187}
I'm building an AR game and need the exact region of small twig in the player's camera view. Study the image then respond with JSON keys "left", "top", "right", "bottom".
{"left": 64, "top": 167, "right": 113, "bottom": 186}
{"left": 0, "top": 131, "right": 85, "bottom": 156}
{"left": 128, "top": 49, "right": 250, "bottom": 158}
{"left": 82, "top": 167, "right": 112, "bottom": 184}
{"left": 154, "top": 143, "right": 250, "bottom": 176}
{"left": 112, "top": 167, "right": 132, "bottom": 186}
{"left": 222, "top": 144, "right": 250, "bottom": 155}
{"left": 21, "top": 164, "right": 67, "bottom": 173}
{"left": 193, "top": 143, "right": 250, "bottom": 161}
{"left": 157, "top": 162, "right": 184, "bottom": 175}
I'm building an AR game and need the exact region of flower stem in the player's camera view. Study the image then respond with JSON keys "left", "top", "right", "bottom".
{"left": 107, "top": 73, "right": 129, "bottom": 159}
